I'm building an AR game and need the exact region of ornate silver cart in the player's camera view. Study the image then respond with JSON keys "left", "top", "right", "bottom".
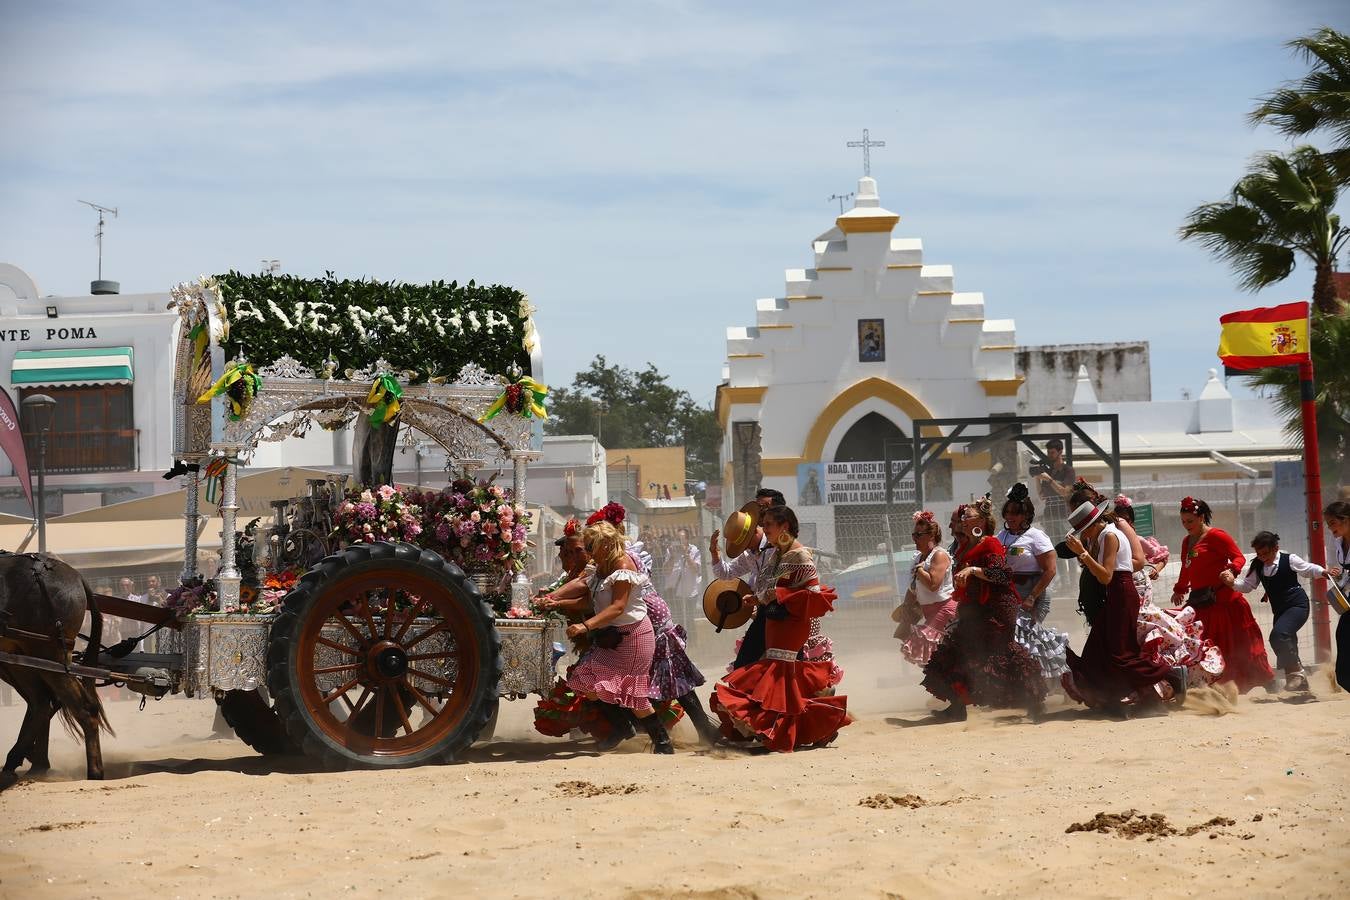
{"left": 131, "top": 277, "right": 563, "bottom": 768}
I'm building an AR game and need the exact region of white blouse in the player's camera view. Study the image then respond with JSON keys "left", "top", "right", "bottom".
{"left": 996, "top": 526, "right": 1054, "bottom": 575}
{"left": 910, "top": 547, "right": 954, "bottom": 606}
{"left": 588, "top": 568, "right": 649, "bottom": 626}
{"left": 1096, "top": 523, "right": 1133, "bottom": 572}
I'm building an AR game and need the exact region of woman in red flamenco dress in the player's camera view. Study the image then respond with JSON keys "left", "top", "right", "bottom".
{"left": 713, "top": 506, "right": 849, "bottom": 752}
{"left": 1169, "top": 496, "right": 1274, "bottom": 693}
{"left": 920, "top": 497, "right": 1046, "bottom": 721}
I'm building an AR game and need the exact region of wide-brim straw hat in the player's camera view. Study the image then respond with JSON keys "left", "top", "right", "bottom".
{"left": 702, "top": 578, "right": 754, "bottom": 632}
{"left": 722, "top": 501, "right": 761, "bottom": 558}
{"left": 1067, "top": 499, "right": 1110, "bottom": 539}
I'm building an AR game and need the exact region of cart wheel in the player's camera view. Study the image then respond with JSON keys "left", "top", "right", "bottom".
{"left": 216, "top": 689, "right": 296, "bottom": 757}
{"left": 267, "top": 542, "right": 501, "bottom": 768}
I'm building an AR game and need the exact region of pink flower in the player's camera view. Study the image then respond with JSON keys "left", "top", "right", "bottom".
{"left": 377, "top": 484, "right": 396, "bottom": 501}
{"left": 469, "top": 510, "right": 481, "bottom": 523}
{"left": 482, "top": 521, "right": 498, "bottom": 535}
{"left": 511, "top": 540, "right": 526, "bottom": 553}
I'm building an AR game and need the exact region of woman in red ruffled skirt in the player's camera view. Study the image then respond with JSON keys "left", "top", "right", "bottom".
{"left": 1169, "top": 497, "right": 1273, "bottom": 694}
{"left": 712, "top": 506, "right": 849, "bottom": 752}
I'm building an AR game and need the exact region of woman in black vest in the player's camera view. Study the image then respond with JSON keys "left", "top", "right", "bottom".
{"left": 1222, "top": 531, "right": 1328, "bottom": 693}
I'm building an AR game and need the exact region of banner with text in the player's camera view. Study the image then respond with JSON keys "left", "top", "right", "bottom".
{"left": 797, "top": 461, "right": 916, "bottom": 506}
{"left": 0, "top": 386, "right": 34, "bottom": 514}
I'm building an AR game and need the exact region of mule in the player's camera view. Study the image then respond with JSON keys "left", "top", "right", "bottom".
{"left": 0, "top": 552, "right": 111, "bottom": 788}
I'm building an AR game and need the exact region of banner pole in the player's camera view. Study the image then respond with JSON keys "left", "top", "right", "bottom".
{"left": 1299, "top": 358, "right": 1331, "bottom": 663}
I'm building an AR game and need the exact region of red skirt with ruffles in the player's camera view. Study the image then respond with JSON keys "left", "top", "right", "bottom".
{"left": 712, "top": 658, "right": 849, "bottom": 753}
{"left": 1189, "top": 590, "right": 1274, "bottom": 693}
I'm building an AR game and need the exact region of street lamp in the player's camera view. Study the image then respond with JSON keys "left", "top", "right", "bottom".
{"left": 22, "top": 393, "right": 57, "bottom": 557}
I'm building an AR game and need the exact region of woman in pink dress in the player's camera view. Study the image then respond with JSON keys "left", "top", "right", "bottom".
{"left": 894, "top": 510, "right": 956, "bottom": 669}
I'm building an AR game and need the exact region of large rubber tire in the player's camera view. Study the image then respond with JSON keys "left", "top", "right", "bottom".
{"left": 216, "top": 689, "right": 296, "bottom": 757}
{"left": 266, "top": 542, "right": 501, "bottom": 769}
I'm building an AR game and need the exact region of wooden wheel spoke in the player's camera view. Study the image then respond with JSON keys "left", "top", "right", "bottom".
{"left": 390, "top": 687, "right": 415, "bottom": 735}
{"left": 407, "top": 667, "right": 455, "bottom": 690}
{"left": 334, "top": 614, "right": 367, "bottom": 646}
{"left": 322, "top": 676, "right": 362, "bottom": 705}
{"left": 359, "top": 602, "right": 381, "bottom": 642}
{"left": 406, "top": 682, "right": 441, "bottom": 718}
{"left": 314, "top": 662, "right": 361, "bottom": 675}
{"left": 404, "top": 622, "right": 449, "bottom": 650}
{"left": 373, "top": 687, "right": 387, "bottom": 739}
{"left": 350, "top": 685, "right": 374, "bottom": 717}
{"left": 316, "top": 635, "right": 361, "bottom": 656}
{"left": 392, "top": 598, "right": 430, "bottom": 642}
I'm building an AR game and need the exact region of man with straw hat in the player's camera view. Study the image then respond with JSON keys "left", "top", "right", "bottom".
{"left": 708, "top": 489, "right": 785, "bottom": 669}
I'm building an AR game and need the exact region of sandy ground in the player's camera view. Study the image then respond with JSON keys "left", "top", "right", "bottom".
{"left": 2, "top": 655, "right": 1348, "bottom": 900}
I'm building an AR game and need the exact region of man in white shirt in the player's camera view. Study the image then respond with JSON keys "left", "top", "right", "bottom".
{"left": 667, "top": 528, "right": 702, "bottom": 633}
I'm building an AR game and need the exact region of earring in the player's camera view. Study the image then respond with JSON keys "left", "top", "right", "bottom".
{"left": 776, "top": 532, "right": 793, "bottom": 550}
{"left": 971, "top": 527, "right": 983, "bottom": 538}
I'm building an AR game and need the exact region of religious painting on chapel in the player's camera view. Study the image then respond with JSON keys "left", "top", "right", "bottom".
{"left": 857, "top": 318, "right": 885, "bottom": 362}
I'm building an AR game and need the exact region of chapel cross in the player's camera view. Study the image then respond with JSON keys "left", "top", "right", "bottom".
{"left": 846, "top": 128, "right": 886, "bottom": 176}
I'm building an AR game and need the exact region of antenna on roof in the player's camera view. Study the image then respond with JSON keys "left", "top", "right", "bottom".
{"left": 828, "top": 192, "right": 855, "bottom": 214}
{"left": 77, "top": 199, "right": 119, "bottom": 294}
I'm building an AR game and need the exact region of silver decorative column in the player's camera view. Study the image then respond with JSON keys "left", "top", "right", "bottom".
{"left": 212, "top": 444, "right": 242, "bottom": 611}
{"left": 509, "top": 450, "right": 542, "bottom": 613}
{"left": 180, "top": 453, "right": 205, "bottom": 584}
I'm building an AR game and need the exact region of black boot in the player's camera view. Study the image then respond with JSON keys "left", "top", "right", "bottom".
{"left": 637, "top": 712, "right": 675, "bottom": 754}
{"left": 678, "top": 691, "right": 721, "bottom": 746}
{"left": 934, "top": 701, "right": 967, "bottom": 722}
{"left": 595, "top": 703, "right": 635, "bottom": 751}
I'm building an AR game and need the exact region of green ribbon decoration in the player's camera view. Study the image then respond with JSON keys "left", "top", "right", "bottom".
{"left": 480, "top": 375, "right": 549, "bottom": 423}
{"left": 366, "top": 373, "right": 403, "bottom": 428}
{"left": 196, "top": 362, "right": 262, "bottom": 422}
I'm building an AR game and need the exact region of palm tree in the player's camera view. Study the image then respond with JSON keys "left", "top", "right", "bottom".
{"left": 1241, "top": 309, "right": 1350, "bottom": 485}
{"left": 1179, "top": 146, "right": 1349, "bottom": 313}
{"left": 1250, "top": 27, "right": 1350, "bottom": 183}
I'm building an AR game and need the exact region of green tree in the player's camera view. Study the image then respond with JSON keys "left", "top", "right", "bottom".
{"left": 1250, "top": 27, "right": 1350, "bottom": 184}
{"left": 1179, "top": 146, "right": 1348, "bottom": 313}
{"left": 545, "top": 356, "right": 721, "bottom": 483}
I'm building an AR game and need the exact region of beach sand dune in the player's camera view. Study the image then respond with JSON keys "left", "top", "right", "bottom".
{"left": 2, "top": 673, "right": 1347, "bottom": 899}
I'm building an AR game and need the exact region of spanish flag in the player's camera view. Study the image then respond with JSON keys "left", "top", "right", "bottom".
{"left": 1217, "top": 301, "right": 1310, "bottom": 372}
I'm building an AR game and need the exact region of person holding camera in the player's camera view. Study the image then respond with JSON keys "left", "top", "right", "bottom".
{"left": 1033, "top": 439, "right": 1076, "bottom": 535}
{"left": 1169, "top": 496, "right": 1273, "bottom": 694}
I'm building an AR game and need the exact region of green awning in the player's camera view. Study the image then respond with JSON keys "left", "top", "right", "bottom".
{"left": 11, "top": 347, "right": 134, "bottom": 387}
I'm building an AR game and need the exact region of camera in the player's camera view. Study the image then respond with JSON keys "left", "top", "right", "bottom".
{"left": 1028, "top": 462, "right": 1050, "bottom": 478}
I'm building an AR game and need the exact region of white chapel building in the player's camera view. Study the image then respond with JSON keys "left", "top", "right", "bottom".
{"left": 716, "top": 176, "right": 1019, "bottom": 555}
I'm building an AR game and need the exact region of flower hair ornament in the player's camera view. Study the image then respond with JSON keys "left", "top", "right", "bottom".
{"left": 1180, "top": 496, "right": 1202, "bottom": 515}
{"left": 563, "top": 517, "right": 582, "bottom": 538}
{"left": 1113, "top": 494, "right": 1132, "bottom": 510}
{"left": 970, "top": 495, "right": 995, "bottom": 537}
{"left": 585, "top": 502, "right": 626, "bottom": 528}
{"left": 913, "top": 509, "right": 937, "bottom": 527}
{"left": 1073, "top": 477, "right": 1105, "bottom": 504}
{"left": 1006, "top": 482, "right": 1030, "bottom": 502}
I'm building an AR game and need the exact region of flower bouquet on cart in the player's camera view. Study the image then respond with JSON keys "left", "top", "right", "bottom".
{"left": 426, "top": 477, "right": 531, "bottom": 616}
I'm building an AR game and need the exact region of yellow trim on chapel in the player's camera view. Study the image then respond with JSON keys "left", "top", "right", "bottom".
{"left": 715, "top": 385, "right": 768, "bottom": 429}
{"left": 802, "top": 377, "right": 939, "bottom": 463}
{"left": 978, "top": 377, "right": 1025, "bottom": 397}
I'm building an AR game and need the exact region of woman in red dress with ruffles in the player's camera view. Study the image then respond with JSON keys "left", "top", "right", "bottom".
{"left": 921, "top": 497, "right": 1045, "bottom": 721}
{"left": 1169, "top": 496, "right": 1274, "bottom": 693}
{"left": 713, "top": 506, "right": 849, "bottom": 752}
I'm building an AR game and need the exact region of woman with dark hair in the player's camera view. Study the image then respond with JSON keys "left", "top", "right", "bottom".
{"left": 997, "top": 484, "right": 1058, "bottom": 621}
{"left": 997, "top": 484, "right": 1069, "bottom": 680}
{"left": 1062, "top": 499, "right": 1185, "bottom": 715}
{"left": 1169, "top": 497, "right": 1274, "bottom": 693}
{"left": 921, "top": 497, "right": 1046, "bottom": 721}
{"left": 713, "top": 505, "right": 850, "bottom": 751}
{"left": 1321, "top": 500, "right": 1349, "bottom": 691}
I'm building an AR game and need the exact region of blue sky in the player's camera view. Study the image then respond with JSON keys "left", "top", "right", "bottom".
{"left": 2, "top": 1, "right": 1347, "bottom": 408}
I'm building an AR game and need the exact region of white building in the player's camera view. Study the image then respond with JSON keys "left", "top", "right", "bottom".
{"left": 716, "top": 176, "right": 1022, "bottom": 556}
{"left": 0, "top": 263, "right": 178, "bottom": 516}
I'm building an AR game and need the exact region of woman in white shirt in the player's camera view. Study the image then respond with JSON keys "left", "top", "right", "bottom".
{"left": 997, "top": 483, "right": 1069, "bottom": 679}
{"left": 1062, "top": 500, "right": 1184, "bottom": 716}
{"left": 996, "top": 483, "right": 1057, "bottom": 621}
{"left": 894, "top": 510, "right": 956, "bottom": 668}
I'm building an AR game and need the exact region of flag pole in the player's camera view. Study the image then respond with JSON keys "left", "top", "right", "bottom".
{"left": 1299, "top": 354, "right": 1332, "bottom": 662}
